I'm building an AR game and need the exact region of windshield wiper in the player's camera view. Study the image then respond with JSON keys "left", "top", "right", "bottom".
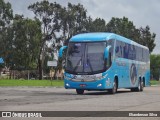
{"left": 86, "top": 58, "right": 93, "bottom": 72}
{"left": 73, "top": 55, "right": 83, "bottom": 72}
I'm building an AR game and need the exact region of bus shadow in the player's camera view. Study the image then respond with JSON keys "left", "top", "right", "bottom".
{"left": 39, "top": 89, "right": 132, "bottom": 96}
{"left": 84, "top": 90, "right": 131, "bottom": 95}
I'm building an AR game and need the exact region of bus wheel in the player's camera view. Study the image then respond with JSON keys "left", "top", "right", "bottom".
{"left": 136, "top": 80, "right": 143, "bottom": 92}
{"left": 131, "top": 80, "right": 143, "bottom": 92}
{"left": 139, "top": 80, "right": 144, "bottom": 91}
{"left": 108, "top": 80, "right": 117, "bottom": 94}
{"left": 76, "top": 89, "right": 84, "bottom": 95}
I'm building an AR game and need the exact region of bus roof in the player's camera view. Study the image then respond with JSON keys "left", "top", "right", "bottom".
{"left": 70, "top": 32, "right": 148, "bottom": 50}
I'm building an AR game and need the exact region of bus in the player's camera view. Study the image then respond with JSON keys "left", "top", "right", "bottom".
{"left": 59, "top": 32, "right": 150, "bottom": 94}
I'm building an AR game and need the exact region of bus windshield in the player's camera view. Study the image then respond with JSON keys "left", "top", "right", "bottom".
{"left": 65, "top": 42, "right": 106, "bottom": 74}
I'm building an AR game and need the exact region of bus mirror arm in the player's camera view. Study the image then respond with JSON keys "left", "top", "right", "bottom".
{"left": 59, "top": 46, "right": 67, "bottom": 58}
{"left": 104, "top": 46, "right": 111, "bottom": 59}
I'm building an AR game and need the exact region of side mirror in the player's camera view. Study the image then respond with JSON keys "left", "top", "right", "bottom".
{"left": 59, "top": 46, "right": 67, "bottom": 58}
{"left": 0, "top": 57, "right": 4, "bottom": 63}
{"left": 104, "top": 46, "right": 111, "bottom": 59}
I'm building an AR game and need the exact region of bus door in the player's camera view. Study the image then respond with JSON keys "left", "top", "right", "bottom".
{"left": 115, "top": 41, "right": 128, "bottom": 87}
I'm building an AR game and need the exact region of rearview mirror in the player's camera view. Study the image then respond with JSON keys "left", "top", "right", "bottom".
{"left": 59, "top": 46, "right": 67, "bottom": 58}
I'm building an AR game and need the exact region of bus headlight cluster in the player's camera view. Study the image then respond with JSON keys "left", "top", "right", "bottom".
{"left": 96, "top": 77, "right": 103, "bottom": 80}
{"left": 97, "top": 84, "right": 102, "bottom": 87}
{"left": 96, "top": 74, "right": 108, "bottom": 80}
{"left": 66, "top": 83, "right": 70, "bottom": 87}
{"left": 64, "top": 75, "right": 72, "bottom": 80}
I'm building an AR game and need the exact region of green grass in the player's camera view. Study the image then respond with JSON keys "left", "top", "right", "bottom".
{"left": 0, "top": 79, "right": 64, "bottom": 87}
{"left": 150, "top": 80, "right": 160, "bottom": 85}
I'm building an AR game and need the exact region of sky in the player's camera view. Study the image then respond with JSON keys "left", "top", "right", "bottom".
{"left": 5, "top": 0, "right": 160, "bottom": 54}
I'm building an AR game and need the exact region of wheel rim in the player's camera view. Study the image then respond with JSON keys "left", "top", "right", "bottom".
{"left": 113, "top": 82, "right": 116, "bottom": 93}
{"left": 138, "top": 81, "right": 141, "bottom": 90}
{"left": 141, "top": 81, "right": 144, "bottom": 90}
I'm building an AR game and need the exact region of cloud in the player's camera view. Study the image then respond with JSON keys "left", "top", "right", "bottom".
{"left": 5, "top": 0, "right": 160, "bottom": 54}
{"left": 80, "top": 0, "right": 160, "bottom": 54}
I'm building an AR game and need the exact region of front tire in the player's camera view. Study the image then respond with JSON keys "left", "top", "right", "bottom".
{"left": 76, "top": 89, "right": 84, "bottom": 95}
{"left": 108, "top": 80, "right": 117, "bottom": 94}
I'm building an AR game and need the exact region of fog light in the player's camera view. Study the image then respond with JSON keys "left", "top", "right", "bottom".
{"left": 66, "top": 83, "right": 70, "bottom": 87}
{"left": 97, "top": 84, "right": 102, "bottom": 87}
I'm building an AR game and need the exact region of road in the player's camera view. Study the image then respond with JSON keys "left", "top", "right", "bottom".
{"left": 0, "top": 86, "right": 160, "bottom": 120}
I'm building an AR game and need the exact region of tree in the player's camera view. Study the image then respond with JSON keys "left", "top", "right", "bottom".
{"left": 11, "top": 15, "right": 42, "bottom": 70}
{"left": 28, "top": 1, "right": 91, "bottom": 79}
{"left": 106, "top": 17, "right": 156, "bottom": 53}
{"left": 28, "top": 1, "right": 62, "bottom": 79}
{"left": 0, "top": 0, "right": 13, "bottom": 67}
{"left": 90, "top": 18, "right": 106, "bottom": 32}
{"left": 0, "top": 0, "right": 13, "bottom": 27}
{"left": 150, "top": 54, "right": 160, "bottom": 80}
{"left": 106, "top": 17, "right": 140, "bottom": 42}
{"left": 139, "top": 26, "right": 156, "bottom": 53}
{"left": 59, "top": 2, "right": 88, "bottom": 43}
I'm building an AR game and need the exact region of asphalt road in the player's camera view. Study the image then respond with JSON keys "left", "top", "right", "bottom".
{"left": 0, "top": 86, "right": 160, "bottom": 120}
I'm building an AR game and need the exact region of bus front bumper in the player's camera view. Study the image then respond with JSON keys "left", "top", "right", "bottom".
{"left": 64, "top": 79, "right": 113, "bottom": 90}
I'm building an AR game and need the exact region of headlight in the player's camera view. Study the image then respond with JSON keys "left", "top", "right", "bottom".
{"left": 96, "top": 74, "right": 108, "bottom": 80}
{"left": 66, "top": 83, "right": 70, "bottom": 87}
{"left": 64, "top": 75, "right": 72, "bottom": 80}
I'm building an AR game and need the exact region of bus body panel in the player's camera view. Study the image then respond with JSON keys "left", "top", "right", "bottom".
{"left": 62, "top": 32, "right": 150, "bottom": 91}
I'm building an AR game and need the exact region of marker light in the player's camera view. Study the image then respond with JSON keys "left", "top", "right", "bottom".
{"left": 97, "top": 84, "right": 102, "bottom": 87}
{"left": 66, "top": 83, "right": 70, "bottom": 87}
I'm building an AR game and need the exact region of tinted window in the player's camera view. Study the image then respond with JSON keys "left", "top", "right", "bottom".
{"left": 129, "top": 45, "right": 136, "bottom": 60}
{"left": 107, "top": 39, "right": 115, "bottom": 61}
{"left": 66, "top": 42, "right": 106, "bottom": 74}
{"left": 115, "top": 40, "right": 148, "bottom": 62}
{"left": 115, "top": 41, "right": 123, "bottom": 58}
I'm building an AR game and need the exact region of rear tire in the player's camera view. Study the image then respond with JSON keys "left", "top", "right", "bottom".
{"left": 108, "top": 80, "right": 117, "bottom": 94}
{"left": 76, "top": 89, "right": 84, "bottom": 95}
{"left": 131, "top": 80, "right": 143, "bottom": 92}
{"left": 139, "top": 80, "right": 144, "bottom": 91}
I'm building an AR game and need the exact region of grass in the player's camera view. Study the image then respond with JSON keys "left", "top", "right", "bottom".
{"left": 150, "top": 80, "right": 160, "bottom": 85}
{"left": 0, "top": 79, "right": 64, "bottom": 87}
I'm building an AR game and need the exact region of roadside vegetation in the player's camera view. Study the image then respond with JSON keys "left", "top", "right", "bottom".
{"left": 0, "top": 79, "right": 64, "bottom": 87}
{"left": 150, "top": 80, "right": 160, "bottom": 85}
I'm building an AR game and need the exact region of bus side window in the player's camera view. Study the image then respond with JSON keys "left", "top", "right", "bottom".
{"left": 115, "top": 40, "right": 122, "bottom": 58}
{"left": 123, "top": 43, "right": 129, "bottom": 59}
{"left": 106, "top": 51, "right": 112, "bottom": 68}
{"left": 107, "top": 39, "right": 114, "bottom": 61}
{"left": 109, "top": 52, "right": 112, "bottom": 66}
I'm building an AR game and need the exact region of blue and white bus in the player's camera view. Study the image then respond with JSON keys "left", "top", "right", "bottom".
{"left": 59, "top": 32, "right": 150, "bottom": 94}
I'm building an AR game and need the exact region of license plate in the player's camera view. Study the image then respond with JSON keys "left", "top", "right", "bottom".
{"left": 80, "top": 84, "right": 86, "bottom": 87}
